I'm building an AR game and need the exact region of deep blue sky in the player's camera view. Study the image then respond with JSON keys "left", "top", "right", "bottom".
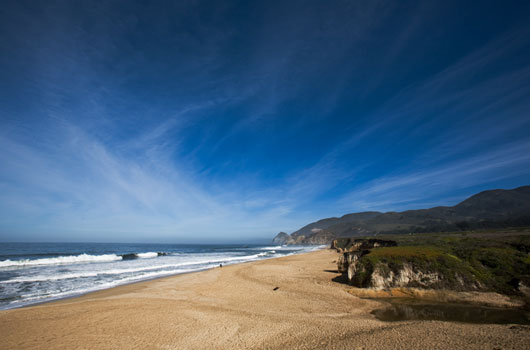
{"left": 1, "top": 0, "right": 530, "bottom": 243}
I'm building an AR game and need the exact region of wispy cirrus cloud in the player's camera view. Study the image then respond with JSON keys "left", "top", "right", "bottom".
{"left": 0, "top": 122, "right": 312, "bottom": 242}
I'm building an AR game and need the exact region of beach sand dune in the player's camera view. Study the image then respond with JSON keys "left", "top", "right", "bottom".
{"left": 1, "top": 249, "right": 529, "bottom": 349}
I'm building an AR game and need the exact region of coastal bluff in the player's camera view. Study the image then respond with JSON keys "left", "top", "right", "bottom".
{"left": 332, "top": 232, "right": 530, "bottom": 300}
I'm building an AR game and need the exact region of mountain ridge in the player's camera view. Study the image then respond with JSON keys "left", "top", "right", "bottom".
{"left": 273, "top": 186, "right": 530, "bottom": 245}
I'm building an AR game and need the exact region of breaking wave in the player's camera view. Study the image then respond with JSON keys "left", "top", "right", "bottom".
{"left": 0, "top": 254, "right": 123, "bottom": 268}
{"left": 259, "top": 246, "right": 282, "bottom": 250}
{"left": 120, "top": 252, "right": 166, "bottom": 260}
{"left": 0, "top": 252, "right": 169, "bottom": 267}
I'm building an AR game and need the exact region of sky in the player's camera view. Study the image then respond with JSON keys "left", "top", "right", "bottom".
{"left": 1, "top": 0, "right": 530, "bottom": 243}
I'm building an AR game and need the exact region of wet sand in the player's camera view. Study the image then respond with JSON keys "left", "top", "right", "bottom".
{"left": 1, "top": 249, "right": 529, "bottom": 349}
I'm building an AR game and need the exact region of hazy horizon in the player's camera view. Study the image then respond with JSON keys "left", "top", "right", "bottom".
{"left": 1, "top": 0, "right": 530, "bottom": 243}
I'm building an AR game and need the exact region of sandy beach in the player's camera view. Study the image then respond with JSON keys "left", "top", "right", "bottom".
{"left": 1, "top": 249, "right": 529, "bottom": 349}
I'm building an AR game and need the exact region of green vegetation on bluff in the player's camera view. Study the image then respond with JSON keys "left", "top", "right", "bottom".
{"left": 337, "top": 229, "right": 530, "bottom": 296}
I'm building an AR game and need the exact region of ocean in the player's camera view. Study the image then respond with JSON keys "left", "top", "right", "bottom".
{"left": 0, "top": 242, "right": 321, "bottom": 310}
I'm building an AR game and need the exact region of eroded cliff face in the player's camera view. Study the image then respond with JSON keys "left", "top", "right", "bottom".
{"left": 343, "top": 257, "right": 485, "bottom": 291}
{"left": 336, "top": 243, "right": 488, "bottom": 291}
{"left": 333, "top": 231, "right": 530, "bottom": 297}
{"left": 352, "top": 259, "right": 491, "bottom": 291}
{"left": 350, "top": 262, "right": 443, "bottom": 290}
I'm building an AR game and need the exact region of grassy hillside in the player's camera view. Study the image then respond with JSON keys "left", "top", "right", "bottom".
{"left": 281, "top": 186, "right": 530, "bottom": 244}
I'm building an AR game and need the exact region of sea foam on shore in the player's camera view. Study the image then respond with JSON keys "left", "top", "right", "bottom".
{"left": 0, "top": 242, "right": 322, "bottom": 309}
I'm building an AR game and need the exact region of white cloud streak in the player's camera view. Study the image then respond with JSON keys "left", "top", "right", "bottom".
{"left": 0, "top": 122, "right": 312, "bottom": 242}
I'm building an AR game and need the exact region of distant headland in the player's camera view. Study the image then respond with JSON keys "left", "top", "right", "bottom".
{"left": 273, "top": 186, "right": 530, "bottom": 245}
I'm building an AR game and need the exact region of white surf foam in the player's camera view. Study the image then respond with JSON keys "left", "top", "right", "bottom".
{"left": 10, "top": 267, "right": 204, "bottom": 307}
{"left": 259, "top": 246, "right": 282, "bottom": 250}
{"left": 0, "top": 252, "right": 281, "bottom": 284}
{"left": 0, "top": 254, "right": 123, "bottom": 268}
{"left": 136, "top": 252, "right": 158, "bottom": 259}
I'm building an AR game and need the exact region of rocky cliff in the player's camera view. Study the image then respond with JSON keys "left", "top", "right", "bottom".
{"left": 272, "top": 232, "right": 294, "bottom": 245}
{"left": 334, "top": 232, "right": 530, "bottom": 296}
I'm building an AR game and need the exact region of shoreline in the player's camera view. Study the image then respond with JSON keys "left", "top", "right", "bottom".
{"left": 1, "top": 249, "right": 529, "bottom": 349}
{"left": 13, "top": 265, "right": 214, "bottom": 311}
{"left": 11, "top": 247, "right": 324, "bottom": 311}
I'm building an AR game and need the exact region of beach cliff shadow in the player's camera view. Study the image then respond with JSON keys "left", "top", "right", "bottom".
{"left": 372, "top": 300, "right": 530, "bottom": 325}
{"left": 331, "top": 273, "right": 349, "bottom": 284}
{"left": 323, "top": 268, "right": 349, "bottom": 284}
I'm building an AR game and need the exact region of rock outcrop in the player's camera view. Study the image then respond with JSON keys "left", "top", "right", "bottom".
{"left": 272, "top": 232, "right": 294, "bottom": 245}
{"left": 333, "top": 230, "right": 530, "bottom": 296}
{"left": 334, "top": 238, "right": 398, "bottom": 278}
{"left": 349, "top": 262, "right": 444, "bottom": 290}
{"left": 336, "top": 242, "right": 484, "bottom": 291}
